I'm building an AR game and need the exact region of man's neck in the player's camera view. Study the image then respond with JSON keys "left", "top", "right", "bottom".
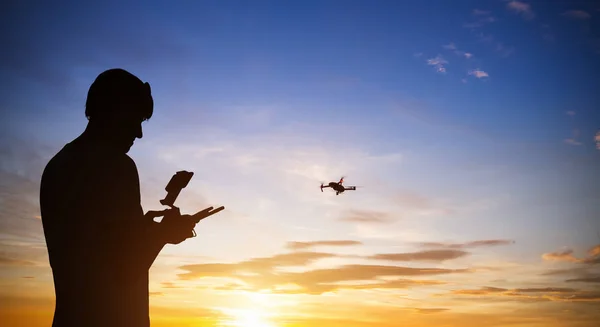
{"left": 72, "top": 123, "right": 117, "bottom": 152}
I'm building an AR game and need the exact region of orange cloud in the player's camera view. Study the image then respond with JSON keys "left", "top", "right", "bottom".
{"left": 368, "top": 249, "right": 469, "bottom": 262}
{"left": 418, "top": 239, "right": 514, "bottom": 249}
{"left": 446, "top": 285, "right": 600, "bottom": 303}
{"left": 507, "top": 0, "right": 535, "bottom": 20}
{"left": 286, "top": 240, "right": 363, "bottom": 250}
{"left": 176, "top": 248, "right": 472, "bottom": 294}
{"left": 542, "top": 244, "right": 600, "bottom": 264}
{"left": 566, "top": 276, "right": 600, "bottom": 283}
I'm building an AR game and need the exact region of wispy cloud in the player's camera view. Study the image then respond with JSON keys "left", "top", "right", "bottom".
{"left": 566, "top": 275, "right": 600, "bottom": 283}
{"left": 179, "top": 256, "right": 469, "bottom": 294}
{"left": 286, "top": 240, "right": 363, "bottom": 250}
{"left": 447, "top": 285, "right": 600, "bottom": 303}
{"left": 443, "top": 43, "right": 457, "bottom": 51}
{"left": 468, "top": 69, "right": 489, "bottom": 79}
{"left": 368, "top": 249, "right": 469, "bottom": 262}
{"left": 442, "top": 43, "right": 474, "bottom": 59}
{"left": 542, "top": 248, "right": 582, "bottom": 263}
{"left": 564, "top": 137, "right": 583, "bottom": 146}
{"left": 595, "top": 131, "right": 600, "bottom": 150}
{"left": 542, "top": 244, "right": 600, "bottom": 264}
{"left": 418, "top": 239, "right": 515, "bottom": 249}
{"left": 506, "top": 1, "right": 535, "bottom": 20}
{"left": 426, "top": 55, "right": 448, "bottom": 73}
{"left": 562, "top": 10, "right": 592, "bottom": 20}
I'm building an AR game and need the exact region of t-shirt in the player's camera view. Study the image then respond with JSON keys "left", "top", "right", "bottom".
{"left": 40, "top": 138, "right": 163, "bottom": 327}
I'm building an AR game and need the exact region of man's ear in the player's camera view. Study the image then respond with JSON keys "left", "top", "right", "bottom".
{"left": 144, "top": 82, "right": 151, "bottom": 95}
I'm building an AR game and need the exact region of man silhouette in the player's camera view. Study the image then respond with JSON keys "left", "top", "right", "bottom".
{"left": 40, "top": 68, "right": 208, "bottom": 327}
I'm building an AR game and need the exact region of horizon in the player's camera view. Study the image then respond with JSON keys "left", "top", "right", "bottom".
{"left": 1, "top": 0, "right": 600, "bottom": 326}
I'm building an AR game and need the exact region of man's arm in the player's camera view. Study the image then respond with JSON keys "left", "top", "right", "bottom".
{"left": 85, "top": 155, "right": 171, "bottom": 282}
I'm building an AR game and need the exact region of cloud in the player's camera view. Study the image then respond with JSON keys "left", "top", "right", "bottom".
{"left": 595, "top": 131, "right": 600, "bottom": 150}
{"left": 566, "top": 276, "right": 600, "bottom": 283}
{"left": 589, "top": 245, "right": 600, "bottom": 257}
{"left": 368, "top": 249, "right": 469, "bottom": 262}
{"left": 564, "top": 138, "right": 583, "bottom": 146}
{"left": 540, "top": 266, "right": 593, "bottom": 276}
{"left": 506, "top": 1, "right": 535, "bottom": 20}
{"left": 418, "top": 239, "right": 515, "bottom": 249}
{"left": 339, "top": 209, "right": 394, "bottom": 224}
{"left": 442, "top": 43, "right": 474, "bottom": 59}
{"left": 443, "top": 43, "right": 457, "bottom": 51}
{"left": 563, "top": 10, "right": 591, "bottom": 20}
{"left": 426, "top": 55, "right": 448, "bottom": 73}
{"left": 448, "top": 285, "right": 600, "bottom": 303}
{"left": 564, "top": 129, "right": 583, "bottom": 146}
{"left": 566, "top": 110, "right": 576, "bottom": 117}
{"left": 468, "top": 69, "right": 489, "bottom": 79}
{"left": 275, "top": 303, "right": 600, "bottom": 327}
{"left": 542, "top": 248, "right": 581, "bottom": 263}
{"left": 542, "top": 245, "right": 600, "bottom": 264}
{"left": 286, "top": 240, "right": 363, "bottom": 250}
{"left": 176, "top": 248, "right": 472, "bottom": 294}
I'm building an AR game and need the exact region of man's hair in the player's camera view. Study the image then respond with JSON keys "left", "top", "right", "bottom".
{"left": 85, "top": 68, "right": 154, "bottom": 121}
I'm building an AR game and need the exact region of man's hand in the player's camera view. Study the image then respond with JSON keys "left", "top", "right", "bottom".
{"left": 159, "top": 207, "right": 197, "bottom": 245}
{"left": 191, "top": 206, "right": 225, "bottom": 223}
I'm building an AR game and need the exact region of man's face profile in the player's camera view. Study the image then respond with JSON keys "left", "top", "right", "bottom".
{"left": 86, "top": 69, "right": 154, "bottom": 154}
{"left": 103, "top": 107, "right": 147, "bottom": 153}
{"left": 101, "top": 98, "right": 150, "bottom": 153}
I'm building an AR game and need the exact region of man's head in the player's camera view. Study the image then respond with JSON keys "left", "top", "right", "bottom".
{"left": 85, "top": 68, "right": 154, "bottom": 153}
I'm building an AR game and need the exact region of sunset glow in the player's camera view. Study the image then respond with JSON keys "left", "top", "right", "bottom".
{"left": 1, "top": 0, "right": 600, "bottom": 326}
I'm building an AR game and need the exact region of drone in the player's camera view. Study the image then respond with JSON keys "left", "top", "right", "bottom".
{"left": 320, "top": 177, "right": 357, "bottom": 195}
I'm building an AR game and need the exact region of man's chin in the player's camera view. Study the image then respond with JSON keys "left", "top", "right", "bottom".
{"left": 120, "top": 143, "right": 133, "bottom": 154}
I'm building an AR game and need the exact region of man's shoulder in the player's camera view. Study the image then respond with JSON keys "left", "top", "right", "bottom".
{"left": 42, "top": 142, "right": 138, "bottom": 179}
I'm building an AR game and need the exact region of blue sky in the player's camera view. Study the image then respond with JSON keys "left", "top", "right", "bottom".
{"left": 1, "top": 1, "right": 600, "bottom": 326}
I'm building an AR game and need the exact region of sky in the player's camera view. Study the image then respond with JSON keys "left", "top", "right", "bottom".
{"left": 1, "top": 0, "right": 600, "bottom": 326}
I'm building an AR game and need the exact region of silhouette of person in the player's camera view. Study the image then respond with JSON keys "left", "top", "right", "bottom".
{"left": 40, "top": 68, "right": 203, "bottom": 327}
